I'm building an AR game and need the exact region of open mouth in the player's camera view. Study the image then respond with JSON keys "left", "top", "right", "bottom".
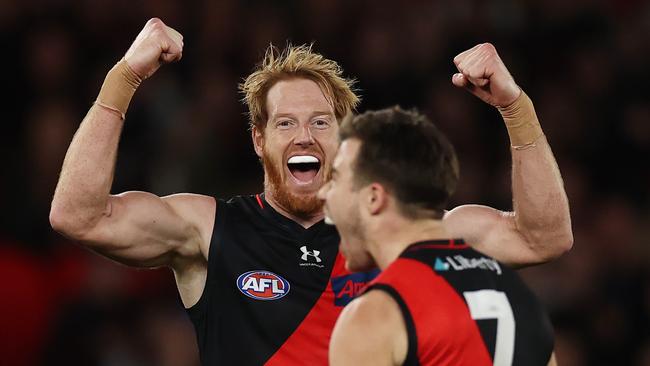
{"left": 287, "top": 155, "right": 321, "bottom": 183}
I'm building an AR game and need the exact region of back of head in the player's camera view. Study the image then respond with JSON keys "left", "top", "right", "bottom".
{"left": 239, "top": 44, "right": 360, "bottom": 130}
{"left": 340, "top": 106, "right": 459, "bottom": 219}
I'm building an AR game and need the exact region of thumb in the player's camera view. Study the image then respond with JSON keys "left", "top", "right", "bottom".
{"left": 452, "top": 73, "right": 485, "bottom": 93}
{"left": 451, "top": 73, "right": 490, "bottom": 102}
{"left": 466, "top": 75, "right": 490, "bottom": 87}
{"left": 451, "top": 73, "right": 468, "bottom": 88}
{"left": 161, "top": 52, "right": 182, "bottom": 63}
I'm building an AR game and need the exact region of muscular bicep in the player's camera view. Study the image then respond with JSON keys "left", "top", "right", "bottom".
{"left": 444, "top": 204, "right": 545, "bottom": 267}
{"left": 81, "top": 191, "right": 215, "bottom": 268}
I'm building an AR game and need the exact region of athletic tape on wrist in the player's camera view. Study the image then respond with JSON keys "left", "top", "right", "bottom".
{"left": 497, "top": 91, "right": 544, "bottom": 149}
{"left": 95, "top": 58, "right": 142, "bottom": 120}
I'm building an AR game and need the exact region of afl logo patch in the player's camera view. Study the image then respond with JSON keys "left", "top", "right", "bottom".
{"left": 236, "top": 270, "right": 290, "bottom": 300}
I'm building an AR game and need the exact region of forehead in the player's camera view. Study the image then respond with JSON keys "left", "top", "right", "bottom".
{"left": 266, "top": 78, "right": 334, "bottom": 117}
{"left": 334, "top": 139, "right": 361, "bottom": 172}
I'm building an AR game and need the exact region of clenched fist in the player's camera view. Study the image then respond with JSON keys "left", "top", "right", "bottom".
{"left": 124, "top": 18, "right": 184, "bottom": 80}
{"left": 452, "top": 43, "right": 521, "bottom": 108}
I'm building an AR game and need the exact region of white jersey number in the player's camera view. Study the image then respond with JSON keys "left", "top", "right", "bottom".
{"left": 463, "top": 290, "right": 515, "bottom": 366}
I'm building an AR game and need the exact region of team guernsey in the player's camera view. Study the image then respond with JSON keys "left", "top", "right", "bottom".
{"left": 366, "top": 239, "right": 554, "bottom": 366}
{"left": 186, "top": 194, "right": 379, "bottom": 365}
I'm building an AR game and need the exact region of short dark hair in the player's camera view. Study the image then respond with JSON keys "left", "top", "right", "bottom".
{"left": 339, "top": 106, "right": 459, "bottom": 219}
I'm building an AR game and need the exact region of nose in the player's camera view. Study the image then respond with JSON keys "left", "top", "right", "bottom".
{"left": 294, "top": 123, "right": 315, "bottom": 146}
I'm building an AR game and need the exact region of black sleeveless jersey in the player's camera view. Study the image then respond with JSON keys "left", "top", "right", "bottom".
{"left": 366, "top": 239, "right": 554, "bottom": 366}
{"left": 186, "top": 194, "right": 379, "bottom": 365}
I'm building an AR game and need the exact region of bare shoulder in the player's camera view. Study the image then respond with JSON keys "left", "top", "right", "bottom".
{"left": 162, "top": 193, "right": 216, "bottom": 258}
{"left": 444, "top": 204, "right": 511, "bottom": 229}
{"left": 330, "top": 290, "right": 407, "bottom": 366}
{"left": 443, "top": 205, "right": 504, "bottom": 243}
{"left": 336, "top": 290, "right": 398, "bottom": 328}
{"left": 162, "top": 193, "right": 216, "bottom": 216}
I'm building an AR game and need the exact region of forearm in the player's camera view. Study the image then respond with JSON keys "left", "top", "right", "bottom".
{"left": 51, "top": 106, "right": 124, "bottom": 234}
{"left": 511, "top": 137, "right": 571, "bottom": 245}
{"left": 51, "top": 61, "right": 140, "bottom": 236}
{"left": 502, "top": 94, "right": 573, "bottom": 258}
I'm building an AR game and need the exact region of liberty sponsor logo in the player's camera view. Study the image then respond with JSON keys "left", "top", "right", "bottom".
{"left": 236, "top": 270, "right": 290, "bottom": 300}
{"left": 434, "top": 255, "right": 502, "bottom": 275}
{"left": 299, "top": 245, "right": 324, "bottom": 268}
{"left": 435, "top": 257, "right": 450, "bottom": 271}
{"left": 330, "top": 269, "right": 380, "bottom": 306}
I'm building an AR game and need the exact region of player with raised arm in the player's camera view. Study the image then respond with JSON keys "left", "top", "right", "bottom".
{"left": 50, "top": 18, "right": 571, "bottom": 365}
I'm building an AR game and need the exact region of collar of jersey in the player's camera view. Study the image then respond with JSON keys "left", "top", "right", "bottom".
{"left": 404, "top": 238, "right": 468, "bottom": 252}
{"left": 257, "top": 193, "right": 332, "bottom": 240}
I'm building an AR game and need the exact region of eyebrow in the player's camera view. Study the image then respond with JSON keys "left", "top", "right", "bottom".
{"left": 311, "top": 111, "right": 335, "bottom": 117}
{"left": 271, "top": 111, "right": 334, "bottom": 119}
{"left": 272, "top": 113, "right": 296, "bottom": 120}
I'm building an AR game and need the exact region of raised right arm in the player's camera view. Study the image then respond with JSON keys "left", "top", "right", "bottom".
{"left": 49, "top": 18, "right": 214, "bottom": 269}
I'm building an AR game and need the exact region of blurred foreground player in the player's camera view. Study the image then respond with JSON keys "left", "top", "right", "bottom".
{"left": 322, "top": 107, "right": 558, "bottom": 366}
{"left": 50, "top": 18, "right": 570, "bottom": 365}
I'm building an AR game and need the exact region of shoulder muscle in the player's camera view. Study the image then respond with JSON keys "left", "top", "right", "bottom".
{"left": 329, "top": 289, "right": 407, "bottom": 366}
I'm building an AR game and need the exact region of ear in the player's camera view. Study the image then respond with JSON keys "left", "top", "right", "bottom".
{"left": 252, "top": 125, "right": 264, "bottom": 158}
{"left": 365, "top": 183, "right": 389, "bottom": 216}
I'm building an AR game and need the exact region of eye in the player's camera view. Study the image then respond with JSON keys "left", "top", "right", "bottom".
{"left": 312, "top": 119, "right": 330, "bottom": 129}
{"left": 276, "top": 119, "right": 295, "bottom": 129}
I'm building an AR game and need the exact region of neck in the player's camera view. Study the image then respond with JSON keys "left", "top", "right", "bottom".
{"left": 366, "top": 215, "right": 450, "bottom": 270}
{"left": 264, "top": 189, "right": 325, "bottom": 229}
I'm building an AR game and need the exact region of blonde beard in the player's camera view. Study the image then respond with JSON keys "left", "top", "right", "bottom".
{"left": 262, "top": 150, "right": 326, "bottom": 220}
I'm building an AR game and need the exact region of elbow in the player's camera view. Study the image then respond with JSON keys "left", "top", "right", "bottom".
{"left": 530, "top": 225, "right": 574, "bottom": 263}
{"left": 547, "top": 229, "right": 573, "bottom": 260}
{"left": 49, "top": 203, "right": 76, "bottom": 237}
{"left": 49, "top": 202, "right": 65, "bottom": 232}
{"left": 49, "top": 202, "right": 93, "bottom": 241}
{"left": 559, "top": 227, "right": 574, "bottom": 253}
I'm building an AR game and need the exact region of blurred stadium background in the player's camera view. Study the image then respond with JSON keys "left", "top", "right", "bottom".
{"left": 1, "top": 0, "right": 649, "bottom": 365}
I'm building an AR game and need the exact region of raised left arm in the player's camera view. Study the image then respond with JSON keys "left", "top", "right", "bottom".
{"left": 445, "top": 43, "right": 572, "bottom": 267}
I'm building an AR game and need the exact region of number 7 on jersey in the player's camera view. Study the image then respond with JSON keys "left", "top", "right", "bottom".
{"left": 463, "top": 290, "right": 515, "bottom": 366}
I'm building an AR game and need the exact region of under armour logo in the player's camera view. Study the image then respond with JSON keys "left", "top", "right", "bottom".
{"left": 300, "top": 246, "right": 322, "bottom": 263}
